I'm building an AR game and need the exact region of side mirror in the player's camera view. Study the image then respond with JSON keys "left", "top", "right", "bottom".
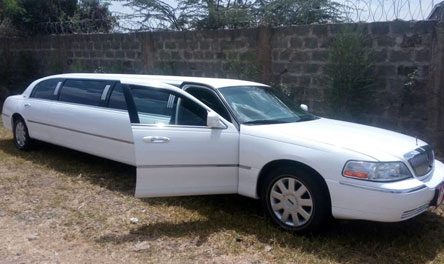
{"left": 207, "top": 112, "right": 226, "bottom": 129}
{"left": 300, "top": 104, "right": 308, "bottom": 112}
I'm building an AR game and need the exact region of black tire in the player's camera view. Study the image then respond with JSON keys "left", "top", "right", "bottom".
{"left": 260, "top": 165, "right": 330, "bottom": 233}
{"left": 13, "top": 117, "right": 33, "bottom": 150}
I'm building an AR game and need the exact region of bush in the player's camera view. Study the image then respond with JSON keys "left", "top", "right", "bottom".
{"left": 324, "top": 26, "right": 376, "bottom": 122}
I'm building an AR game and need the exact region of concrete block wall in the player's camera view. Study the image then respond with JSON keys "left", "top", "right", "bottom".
{"left": 0, "top": 21, "right": 443, "bottom": 152}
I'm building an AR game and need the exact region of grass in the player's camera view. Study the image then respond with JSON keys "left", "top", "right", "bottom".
{"left": 0, "top": 124, "right": 444, "bottom": 263}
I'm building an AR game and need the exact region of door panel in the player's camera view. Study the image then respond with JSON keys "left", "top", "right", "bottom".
{"left": 133, "top": 125, "right": 239, "bottom": 197}
{"left": 128, "top": 84, "right": 240, "bottom": 198}
{"left": 24, "top": 99, "right": 58, "bottom": 142}
{"left": 132, "top": 126, "right": 238, "bottom": 165}
{"left": 24, "top": 78, "right": 63, "bottom": 141}
{"left": 48, "top": 102, "right": 135, "bottom": 165}
{"left": 135, "top": 167, "right": 239, "bottom": 197}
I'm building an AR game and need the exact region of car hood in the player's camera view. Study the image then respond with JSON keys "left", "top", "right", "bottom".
{"left": 240, "top": 118, "right": 426, "bottom": 161}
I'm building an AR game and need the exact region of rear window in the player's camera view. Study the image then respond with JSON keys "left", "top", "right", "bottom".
{"left": 59, "top": 79, "right": 107, "bottom": 106}
{"left": 31, "top": 79, "right": 62, "bottom": 100}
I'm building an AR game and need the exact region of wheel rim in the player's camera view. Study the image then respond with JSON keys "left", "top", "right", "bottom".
{"left": 15, "top": 121, "right": 27, "bottom": 147}
{"left": 269, "top": 176, "right": 314, "bottom": 227}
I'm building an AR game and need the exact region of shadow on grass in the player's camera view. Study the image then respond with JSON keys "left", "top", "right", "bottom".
{"left": 1, "top": 138, "right": 444, "bottom": 263}
{"left": 0, "top": 138, "right": 136, "bottom": 195}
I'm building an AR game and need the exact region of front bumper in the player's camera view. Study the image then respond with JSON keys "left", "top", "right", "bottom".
{"left": 327, "top": 160, "right": 444, "bottom": 222}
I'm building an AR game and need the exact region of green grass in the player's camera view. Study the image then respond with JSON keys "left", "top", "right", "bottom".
{"left": 0, "top": 124, "right": 443, "bottom": 263}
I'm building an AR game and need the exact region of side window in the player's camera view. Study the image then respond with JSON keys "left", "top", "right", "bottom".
{"left": 59, "top": 79, "right": 107, "bottom": 106}
{"left": 31, "top": 79, "right": 62, "bottom": 100}
{"left": 108, "top": 83, "right": 127, "bottom": 110}
{"left": 131, "top": 86, "right": 173, "bottom": 117}
{"left": 185, "top": 87, "right": 231, "bottom": 121}
{"left": 130, "top": 85, "right": 207, "bottom": 126}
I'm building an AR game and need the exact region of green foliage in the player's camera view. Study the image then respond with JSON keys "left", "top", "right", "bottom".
{"left": 118, "top": 0, "right": 344, "bottom": 31}
{"left": 117, "top": 0, "right": 187, "bottom": 31}
{"left": 68, "top": 60, "right": 95, "bottom": 73}
{"left": 402, "top": 69, "right": 418, "bottom": 99}
{"left": 254, "top": 0, "right": 343, "bottom": 27}
{"left": 324, "top": 26, "right": 376, "bottom": 122}
{"left": 0, "top": 0, "right": 24, "bottom": 21}
{"left": 8, "top": 0, "right": 78, "bottom": 31}
{"left": 101, "top": 61, "right": 126, "bottom": 73}
{"left": 48, "top": 53, "right": 65, "bottom": 75}
{"left": 0, "top": 0, "right": 116, "bottom": 34}
{"left": 153, "top": 61, "right": 176, "bottom": 75}
{"left": 180, "top": 0, "right": 254, "bottom": 30}
{"left": 74, "top": 0, "right": 117, "bottom": 32}
{"left": 226, "top": 52, "right": 260, "bottom": 81}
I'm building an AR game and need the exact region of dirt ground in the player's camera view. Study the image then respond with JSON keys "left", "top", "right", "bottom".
{"left": 1, "top": 125, "right": 444, "bottom": 264}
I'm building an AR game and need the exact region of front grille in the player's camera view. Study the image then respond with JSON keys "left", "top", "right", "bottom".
{"left": 405, "top": 145, "right": 434, "bottom": 176}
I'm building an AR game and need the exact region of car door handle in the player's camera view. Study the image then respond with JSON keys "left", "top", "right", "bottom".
{"left": 143, "top": 136, "right": 170, "bottom": 143}
{"left": 24, "top": 103, "right": 31, "bottom": 108}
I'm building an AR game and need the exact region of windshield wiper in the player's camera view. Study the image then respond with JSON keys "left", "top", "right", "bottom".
{"left": 242, "top": 119, "right": 290, "bottom": 125}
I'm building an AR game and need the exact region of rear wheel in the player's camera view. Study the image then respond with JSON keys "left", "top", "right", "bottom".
{"left": 261, "top": 166, "right": 330, "bottom": 233}
{"left": 13, "top": 117, "right": 32, "bottom": 150}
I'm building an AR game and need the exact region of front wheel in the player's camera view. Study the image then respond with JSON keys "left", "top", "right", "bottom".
{"left": 261, "top": 166, "right": 330, "bottom": 233}
{"left": 13, "top": 118, "right": 33, "bottom": 150}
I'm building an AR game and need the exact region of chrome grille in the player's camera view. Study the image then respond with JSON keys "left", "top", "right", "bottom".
{"left": 405, "top": 145, "right": 434, "bottom": 176}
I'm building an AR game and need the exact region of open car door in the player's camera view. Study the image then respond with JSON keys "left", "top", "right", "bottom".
{"left": 123, "top": 82, "right": 240, "bottom": 197}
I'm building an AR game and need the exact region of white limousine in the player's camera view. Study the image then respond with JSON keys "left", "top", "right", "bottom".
{"left": 2, "top": 73, "right": 444, "bottom": 232}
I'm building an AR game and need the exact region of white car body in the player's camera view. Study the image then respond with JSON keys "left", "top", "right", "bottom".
{"left": 2, "top": 73, "right": 444, "bottom": 224}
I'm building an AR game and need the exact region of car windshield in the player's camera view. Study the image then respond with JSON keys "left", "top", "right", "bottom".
{"left": 218, "top": 86, "right": 318, "bottom": 125}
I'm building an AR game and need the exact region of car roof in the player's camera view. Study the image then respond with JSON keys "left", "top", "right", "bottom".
{"left": 50, "top": 73, "right": 269, "bottom": 89}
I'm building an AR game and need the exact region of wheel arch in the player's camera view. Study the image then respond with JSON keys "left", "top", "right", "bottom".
{"left": 11, "top": 113, "right": 24, "bottom": 127}
{"left": 256, "top": 159, "right": 332, "bottom": 208}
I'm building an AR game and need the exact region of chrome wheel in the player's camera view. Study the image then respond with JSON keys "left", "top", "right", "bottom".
{"left": 269, "top": 177, "right": 314, "bottom": 227}
{"left": 15, "top": 121, "right": 27, "bottom": 148}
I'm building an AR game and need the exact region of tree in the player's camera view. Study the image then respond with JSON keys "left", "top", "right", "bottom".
{"left": 0, "top": 0, "right": 24, "bottom": 21}
{"left": 254, "top": 0, "right": 343, "bottom": 27}
{"left": 9, "top": 0, "right": 78, "bottom": 32}
{"left": 180, "top": 0, "right": 254, "bottom": 30}
{"left": 116, "top": 0, "right": 186, "bottom": 31}
{"left": 74, "top": 0, "right": 117, "bottom": 33}
{"left": 0, "top": 0, "right": 23, "bottom": 34}
{"left": 0, "top": 0, "right": 116, "bottom": 34}
{"left": 116, "top": 0, "right": 344, "bottom": 31}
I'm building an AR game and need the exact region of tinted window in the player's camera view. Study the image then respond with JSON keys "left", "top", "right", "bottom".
{"left": 130, "top": 85, "right": 207, "bottom": 126}
{"left": 131, "top": 86, "right": 173, "bottom": 117}
{"left": 108, "top": 83, "right": 127, "bottom": 110}
{"left": 186, "top": 87, "right": 231, "bottom": 121}
{"left": 59, "top": 80, "right": 107, "bottom": 106}
{"left": 176, "top": 96, "right": 208, "bottom": 126}
{"left": 32, "top": 79, "right": 61, "bottom": 100}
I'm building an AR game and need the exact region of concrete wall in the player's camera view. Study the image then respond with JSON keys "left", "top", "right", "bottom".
{"left": 0, "top": 20, "right": 443, "bottom": 153}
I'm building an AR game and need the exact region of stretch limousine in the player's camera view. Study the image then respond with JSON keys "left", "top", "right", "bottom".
{"left": 2, "top": 73, "right": 444, "bottom": 232}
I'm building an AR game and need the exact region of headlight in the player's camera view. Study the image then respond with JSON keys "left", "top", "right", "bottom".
{"left": 342, "top": 161, "right": 413, "bottom": 182}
